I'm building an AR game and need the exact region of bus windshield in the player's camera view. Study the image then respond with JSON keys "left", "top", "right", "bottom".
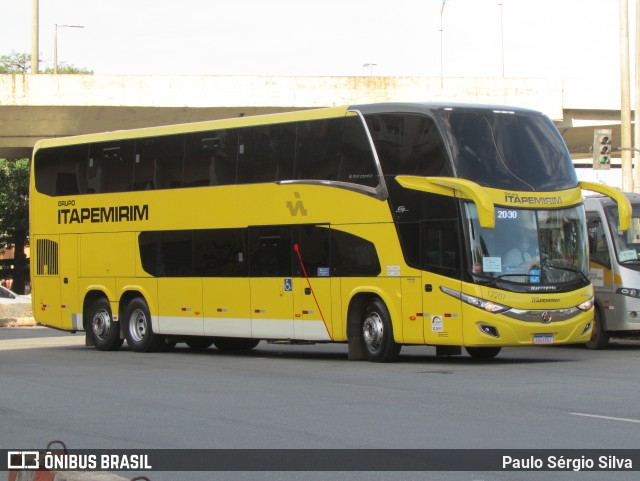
{"left": 441, "top": 109, "right": 577, "bottom": 191}
{"left": 604, "top": 204, "right": 640, "bottom": 264}
{"left": 465, "top": 203, "right": 589, "bottom": 289}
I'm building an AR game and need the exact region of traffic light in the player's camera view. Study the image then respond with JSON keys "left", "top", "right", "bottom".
{"left": 593, "top": 128, "right": 612, "bottom": 170}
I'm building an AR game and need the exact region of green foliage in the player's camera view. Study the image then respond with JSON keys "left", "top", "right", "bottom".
{"left": 0, "top": 51, "right": 30, "bottom": 74}
{"left": 42, "top": 62, "right": 94, "bottom": 74}
{"left": 0, "top": 158, "right": 29, "bottom": 247}
{"left": 0, "top": 158, "right": 30, "bottom": 294}
{"left": 0, "top": 51, "right": 93, "bottom": 74}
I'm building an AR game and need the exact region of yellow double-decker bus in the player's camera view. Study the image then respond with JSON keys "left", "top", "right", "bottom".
{"left": 29, "top": 103, "right": 630, "bottom": 361}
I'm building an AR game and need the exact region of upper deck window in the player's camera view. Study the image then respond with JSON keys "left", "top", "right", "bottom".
{"left": 441, "top": 109, "right": 577, "bottom": 191}
{"left": 34, "top": 115, "right": 379, "bottom": 196}
{"left": 365, "top": 113, "right": 452, "bottom": 178}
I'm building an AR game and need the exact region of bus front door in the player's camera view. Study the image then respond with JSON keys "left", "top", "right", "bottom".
{"left": 249, "top": 227, "right": 295, "bottom": 340}
{"left": 421, "top": 221, "right": 463, "bottom": 346}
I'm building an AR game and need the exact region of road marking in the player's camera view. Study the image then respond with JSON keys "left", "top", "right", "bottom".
{"left": 0, "top": 336, "right": 85, "bottom": 351}
{"left": 570, "top": 412, "right": 640, "bottom": 424}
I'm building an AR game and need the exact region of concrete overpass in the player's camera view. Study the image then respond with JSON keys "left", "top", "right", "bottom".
{"left": 0, "top": 74, "right": 630, "bottom": 161}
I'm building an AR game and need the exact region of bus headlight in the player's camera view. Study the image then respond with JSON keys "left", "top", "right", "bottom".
{"left": 577, "top": 297, "right": 594, "bottom": 311}
{"left": 441, "top": 286, "right": 511, "bottom": 313}
{"left": 616, "top": 288, "right": 640, "bottom": 299}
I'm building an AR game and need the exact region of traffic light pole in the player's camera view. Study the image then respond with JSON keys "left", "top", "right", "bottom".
{"left": 620, "top": 0, "right": 633, "bottom": 191}
{"left": 634, "top": 0, "right": 640, "bottom": 194}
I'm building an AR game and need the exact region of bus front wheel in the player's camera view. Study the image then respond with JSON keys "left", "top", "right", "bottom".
{"left": 87, "top": 298, "right": 123, "bottom": 351}
{"left": 125, "top": 298, "right": 165, "bottom": 352}
{"left": 586, "top": 307, "right": 610, "bottom": 350}
{"left": 465, "top": 346, "right": 502, "bottom": 359}
{"left": 361, "top": 299, "right": 401, "bottom": 363}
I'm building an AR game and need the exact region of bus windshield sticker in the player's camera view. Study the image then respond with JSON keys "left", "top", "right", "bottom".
{"left": 588, "top": 269, "right": 604, "bottom": 287}
{"left": 619, "top": 250, "right": 637, "bottom": 262}
{"left": 483, "top": 257, "right": 502, "bottom": 273}
{"left": 317, "top": 267, "right": 330, "bottom": 277}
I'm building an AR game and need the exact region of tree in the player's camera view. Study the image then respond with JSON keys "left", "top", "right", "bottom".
{"left": 0, "top": 50, "right": 93, "bottom": 74}
{"left": 0, "top": 52, "right": 30, "bottom": 74}
{"left": 0, "top": 158, "right": 30, "bottom": 294}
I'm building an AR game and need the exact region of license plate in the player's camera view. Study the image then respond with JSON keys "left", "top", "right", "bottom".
{"left": 533, "top": 334, "right": 554, "bottom": 345}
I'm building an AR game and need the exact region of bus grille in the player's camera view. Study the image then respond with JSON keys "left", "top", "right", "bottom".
{"left": 36, "top": 239, "right": 59, "bottom": 275}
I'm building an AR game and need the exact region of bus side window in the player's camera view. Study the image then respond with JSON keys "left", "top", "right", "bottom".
{"left": 185, "top": 132, "right": 216, "bottom": 187}
{"left": 34, "top": 148, "right": 59, "bottom": 196}
{"left": 422, "top": 219, "right": 462, "bottom": 279}
{"left": 194, "top": 228, "right": 248, "bottom": 277}
{"left": 203, "top": 130, "right": 238, "bottom": 186}
{"left": 296, "top": 119, "right": 342, "bottom": 181}
{"left": 587, "top": 212, "right": 610, "bottom": 267}
{"left": 336, "top": 116, "right": 379, "bottom": 188}
{"left": 331, "top": 229, "right": 381, "bottom": 277}
{"left": 161, "top": 230, "right": 194, "bottom": 277}
{"left": 88, "top": 140, "right": 135, "bottom": 193}
{"left": 295, "top": 225, "right": 331, "bottom": 277}
{"left": 136, "top": 135, "right": 186, "bottom": 190}
{"left": 249, "top": 227, "right": 293, "bottom": 277}
{"left": 238, "top": 126, "right": 275, "bottom": 184}
{"left": 365, "top": 113, "right": 452, "bottom": 178}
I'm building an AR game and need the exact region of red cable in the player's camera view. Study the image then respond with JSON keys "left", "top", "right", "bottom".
{"left": 293, "top": 243, "right": 330, "bottom": 338}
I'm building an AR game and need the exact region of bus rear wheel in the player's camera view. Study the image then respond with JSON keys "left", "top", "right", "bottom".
{"left": 213, "top": 337, "right": 260, "bottom": 351}
{"left": 88, "top": 298, "right": 123, "bottom": 351}
{"left": 125, "top": 298, "right": 165, "bottom": 352}
{"left": 361, "top": 299, "right": 401, "bottom": 363}
{"left": 465, "top": 346, "right": 502, "bottom": 359}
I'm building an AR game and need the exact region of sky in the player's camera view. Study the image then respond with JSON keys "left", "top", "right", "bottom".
{"left": 0, "top": 0, "right": 635, "bottom": 80}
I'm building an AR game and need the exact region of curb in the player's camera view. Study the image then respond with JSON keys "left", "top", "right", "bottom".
{"left": 0, "top": 317, "right": 37, "bottom": 328}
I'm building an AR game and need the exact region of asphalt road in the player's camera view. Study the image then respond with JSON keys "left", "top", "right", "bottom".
{"left": 1, "top": 326, "right": 639, "bottom": 481}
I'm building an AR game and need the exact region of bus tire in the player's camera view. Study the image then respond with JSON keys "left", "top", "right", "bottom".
{"left": 465, "top": 346, "right": 502, "bottom": 359}
{"left": 87, "top": 298, "right": 123, "bottom": 351}
{"left": 361, "top": 298, "right": 401, "bottom": 363}
{"left": 124, "top": 297, "right": 164, "bottom": 352}
{"left": 213, "top": 337, "right": 260, "bottom": 351}
{"left": 585, "top": 307, "right": 610, "bottom": 350}
{"left": 186, "top": 337, "right": 214, "bottom": 350}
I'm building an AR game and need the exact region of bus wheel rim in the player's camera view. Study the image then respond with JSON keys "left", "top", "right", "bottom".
{"left": 129, "top": 309, "right": 147, "bottom": 343}
{"left": 363, "top": 312, "right": 384, "bottom": 351}
{"left": 92, "top": 309, "right": 112, "bottom": 340}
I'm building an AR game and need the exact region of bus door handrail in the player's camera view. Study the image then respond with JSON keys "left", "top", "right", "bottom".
{"left": 579, "top": 181, "right": 632, "bottom": 232}
{"left": 396, "top": 175, "right": 496, "bottom": 229}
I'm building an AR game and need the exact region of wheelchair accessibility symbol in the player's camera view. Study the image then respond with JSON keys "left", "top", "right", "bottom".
{"left": 284, "top": 279, "right": 292, "bottom": 291}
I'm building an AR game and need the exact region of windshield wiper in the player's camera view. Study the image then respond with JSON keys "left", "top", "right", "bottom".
{"left": 618, "top": 259, "right": 640, "bottom": 265}
{"left": 483, "top": 272, "right": 532, "bottom": 287}
{"left": 542, "top": 261, "right": 590, "bottom": 283}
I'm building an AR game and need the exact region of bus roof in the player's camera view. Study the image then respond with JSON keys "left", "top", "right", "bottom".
{"left": 33, "top": 101, "right": 544, "bottom": 151}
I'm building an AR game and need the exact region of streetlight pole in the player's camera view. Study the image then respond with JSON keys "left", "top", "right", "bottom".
{"left": 363, "top": 63, "right": 377, "bottom": 76}
{"left": 440, "top": 1, "right": 447, "bottom": 87}
{"left": 54, "top": 24, "right": 84, "bottom": 74}
{"left": 31, "top": 0, "right": 39, "bottom": 74}
{"left": 498, "top": 1, "right": 505, "bottom": 77}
